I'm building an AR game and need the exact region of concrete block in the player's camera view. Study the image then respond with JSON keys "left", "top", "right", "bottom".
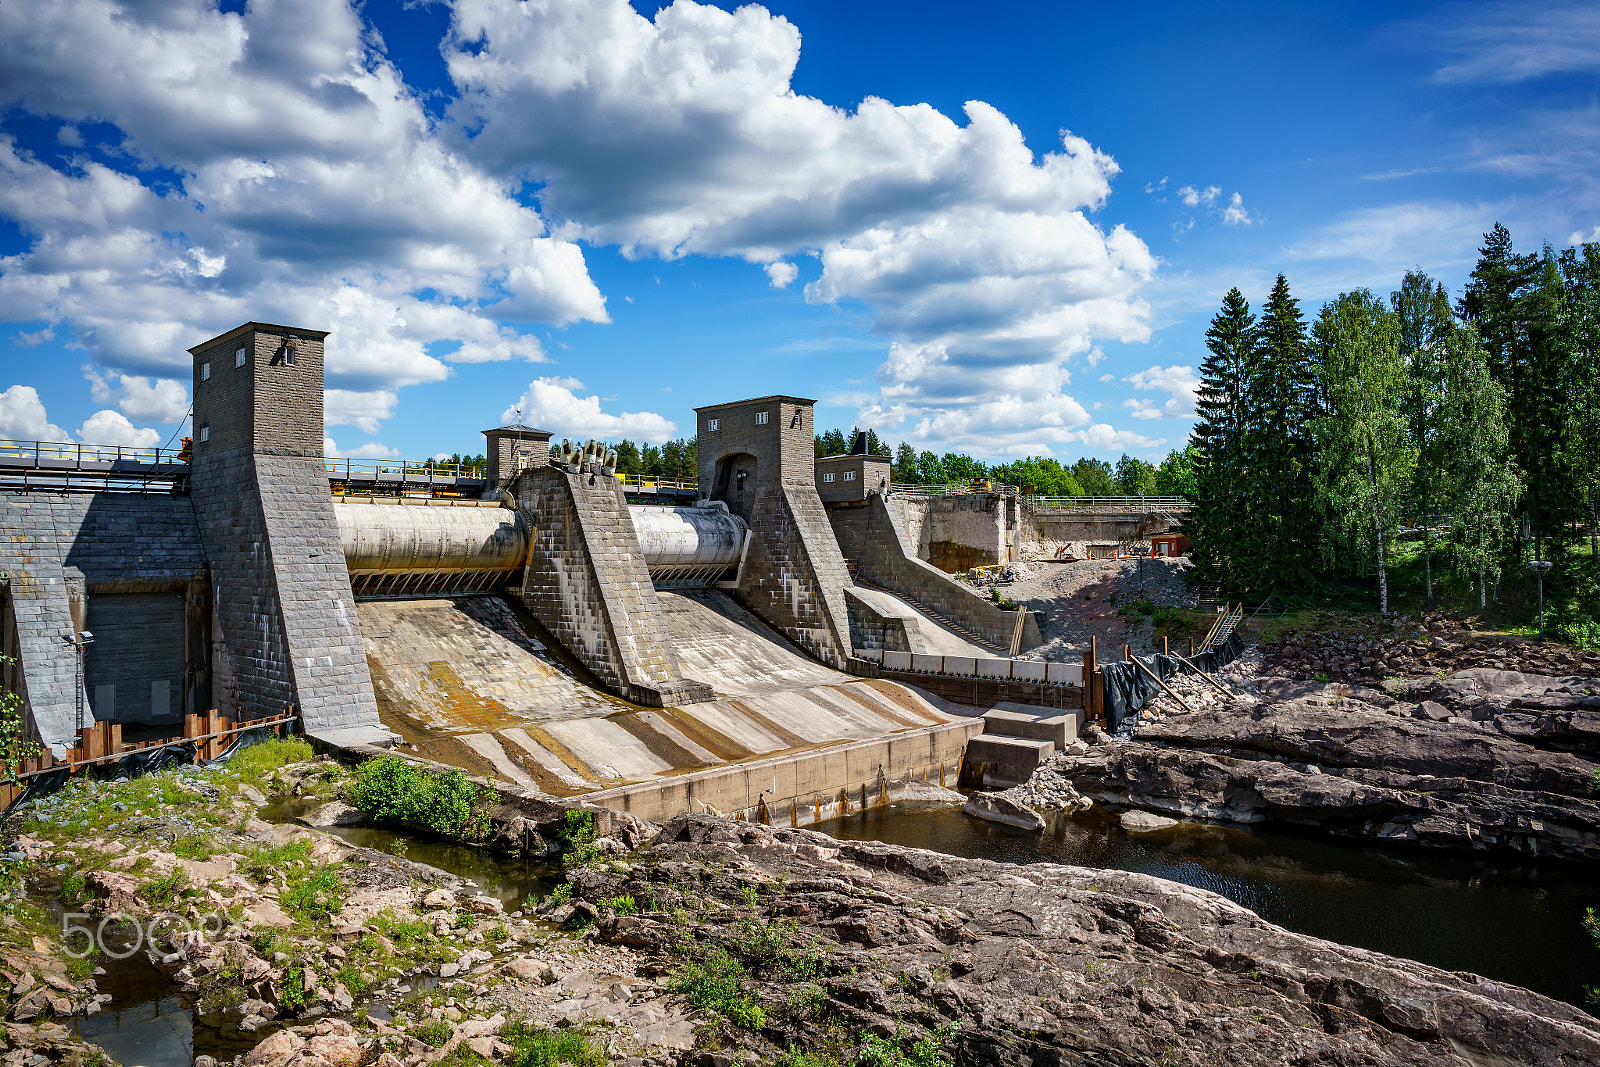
{"left": 962, "top": 735, "right": 1053, "bottom": 789}
{"left": 982, "top": 705, "right": 1081, "bottom": 747}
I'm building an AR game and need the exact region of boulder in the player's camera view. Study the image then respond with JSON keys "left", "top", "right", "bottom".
{"left": 299, "top": 801, "right": 363, "bottom": 828}
{"left": 421, "top": 888, "right": 457, "bottom": 911}
{"left": 1119, "top": 809, "right": 1179, "bottom": 832}
{"left": 962, "top": 792, "right": 1045, "bottom": 831}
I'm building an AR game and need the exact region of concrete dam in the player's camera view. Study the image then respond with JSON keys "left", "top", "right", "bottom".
{"left": 0, "top": 320, "right": 1065, "bottom": 822}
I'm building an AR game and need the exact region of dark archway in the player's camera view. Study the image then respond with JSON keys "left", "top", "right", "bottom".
{"left": 712, "top": 452, "right": 759, "bottom": 521}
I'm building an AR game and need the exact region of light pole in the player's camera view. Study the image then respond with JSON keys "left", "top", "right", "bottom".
{"left": 67, "top": 630, "right": 93, "bottom": 733}
{"left": 1529, "top": 561, "right": 1552, "bottom": 640}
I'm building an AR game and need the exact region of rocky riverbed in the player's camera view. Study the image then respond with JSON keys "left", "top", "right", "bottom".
{"left": 1006, "top": 638, "right": 1600, "bottom": 861}
{"left": 3, "top": 735, "right": 1597, "bottom": 1066}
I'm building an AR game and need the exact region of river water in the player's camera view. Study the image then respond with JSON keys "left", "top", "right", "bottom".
{"left": 820, "top": 803, "right": 1600, "bottom": 1010}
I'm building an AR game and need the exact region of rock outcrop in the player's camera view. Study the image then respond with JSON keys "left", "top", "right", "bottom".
{"left": 1047, "top": 677, "right": 1600, "bottom": 860}
{"left": 569, "top": 814, "right": 1600, "bottom": 1067}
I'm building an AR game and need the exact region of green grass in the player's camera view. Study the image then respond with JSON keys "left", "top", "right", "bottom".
{"left": 501, "top": 1020, "right": 607, "bottom": 1067}
{"left": 243, "top": 838, "right": 314, "bottom": 881}
{"left": 667, "top": 947, "right": 766, "bottom": 1029}
{"left": 280, "top": 865, "right": 347, "bottom": 925}
{"left": 856, "top": 1028, "right": 951, "bottom": 1067}
{"left": 558, "top": 809, "right": 600, "bottom": 869}
{"left": 598, "top": 894, "right": 637, "bottom": 915}
{"left": 229, "top": 737, "right": 315, "bottom": 786}
{"left": 414, "top": 1019, "right": 454, "bottom": 1048}
{"left": 140, "top": 868, "right": 186, "bottom": 907}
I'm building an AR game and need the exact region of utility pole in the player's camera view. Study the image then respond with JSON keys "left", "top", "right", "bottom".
{"left": 68, "top": 630, "right": 94, "bottom": 733}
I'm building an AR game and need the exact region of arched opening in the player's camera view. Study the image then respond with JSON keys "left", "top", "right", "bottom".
{"left": 712, "top": 452, "right": 758, "bottom": 521}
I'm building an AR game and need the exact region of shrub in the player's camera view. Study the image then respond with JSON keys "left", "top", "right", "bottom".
{"left": 1557, "top": 615, "right": 1600, "bottom": 651}
{"left": 347, "top": 755, "right": 487, "bottom": 841}
{"left": 281, "top": 866, "right": 347, "bottom": 925}
{"left": 598, "top": 894, "right": 638, "bottom": 915}
{"left": 414, "top": 1019, "right": 454, "bottom": 1048}
{"left": 856, "top": 1028, "right": 951, "bottom": 1067}
{"left": 558, "top": 810, "right": 599, "bottom": 869}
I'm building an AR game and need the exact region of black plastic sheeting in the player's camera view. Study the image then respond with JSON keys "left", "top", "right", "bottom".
{"left": 1101, "top": 631, "right": 1245, "bottom": 734}
{"left": 1, "top": 726, "right": 286, "bottom": 821}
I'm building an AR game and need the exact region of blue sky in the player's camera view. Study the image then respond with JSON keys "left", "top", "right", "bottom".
{"left": 0, "top": 0, "right": 1595, "bottom": 464}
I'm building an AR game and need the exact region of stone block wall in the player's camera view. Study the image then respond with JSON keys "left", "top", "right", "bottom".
{"left": 830, "top": 493, "right": 1041, "bottom": 651}
{"left": 927, "top": 494, "right": 1007, "bottom": 571}
{"left": 0, "top": 493, "right": 209, "bottom": 749}
{"left": 696, "top": 396, "right": 853, "bottom": 669}
{"left": 190, "top": 451, "right": 383, "bottom": 740}
{"left": 513, "top": 465, "right": 713, "bottom": 707}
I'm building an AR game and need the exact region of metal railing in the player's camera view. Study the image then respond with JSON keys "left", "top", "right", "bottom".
{"left": 325, "top": 457, "right": 486, "bottom": 482}
{"left": 0, "top": 438, "right": 190, "bottom": 469}
{"left": 613, "top": 472, "right": 699, "bottom": 493}
{"left": 1026, "top": 495, "right": 1189, "bottom": 510}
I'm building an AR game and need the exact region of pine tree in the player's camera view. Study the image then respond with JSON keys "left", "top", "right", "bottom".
{"left": 1559, "top": 242, "right": 1600, "bottom": 562}
{"left": 1190, "top": 288, "right": 1255, "bottom": 589}
{"left": 1246, "top": 275, "right": 1318, "bottom": 592}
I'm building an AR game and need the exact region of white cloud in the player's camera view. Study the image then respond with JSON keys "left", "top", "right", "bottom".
{"left": 1424, "top": 1, "right": 1600, "bottom": 84}
{"left": 77, "top": 408, "right": 161, "bottom": 447}
{"left": 0, "top": 384, "right": 69, "bottom": 442}
{"left": 1123, "top": 364, "right": 1199, "bottom": 420}
{"left": 764, "top": 262, "right": 799, "bottom": 289}
{"left": 1098, "top": 373, "right": 1114, "bottom": 382}
{"left": 1569, "top": 225, "right": 1600, "bottom": 244}
{"left": 502, "top": 378, "right": 677, "bottom": 444}
{"left": 324, "top": 436, "right": 400, "bottom": 459}
{"left": 85, "top": 369, "right": 189, "bottom": 422}
{"left": 1289, "top": 200, "right": 1495, "bottom": 276}
{"left": 1221, "top": 192, "right": 1253, "bottom": 226}
{"left": 0, "top": 0, "right": 607, "bottom": 433}
{"left": 325, "top": 390, "right": 398, "bottom": 436}
{"left": 445, "top": 0, "right": 1154, "bottom": 445}
{"left": 1075, "top": 423, "right": 1162, "bottom": 452}
{"left": 1177, "top": 185, "right": 1220, "bottom": 208}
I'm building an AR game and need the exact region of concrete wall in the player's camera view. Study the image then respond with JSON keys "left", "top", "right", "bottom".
{"left": 927, "top": 494, "right": 1007, "bottom": 571}
{"left": 828, "top": 493, "right": 1042, "bottom": 651}
{"left": 0, "top": 493, "right": 210, "bottom": 749}
{"left": 585, "top": 715, "right": 985, "bottom": 826}
{"left": 511, "top": 464, "right": 714, "bottom": 707}
{"left": 843, "top": 586, "right": 924, "bottom": 654}
{"left": 1022, "top": 512, "right": 1174, "bottom": 558}
{"left": 696, "top": 396, "right": 852, "bottom": 669}
{"left": 846, "top": 659, "right": 1082, "bottom": 712}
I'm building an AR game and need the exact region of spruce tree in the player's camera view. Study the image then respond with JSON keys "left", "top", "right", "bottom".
{"left": 1190, "top": 288, "right": 1255, "bottom": 590}
{"left": 1247, "top": 275, "right": 1318, "bottom": 594}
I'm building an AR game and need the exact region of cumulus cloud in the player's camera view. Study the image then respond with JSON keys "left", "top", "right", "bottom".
{"left": 1177, "top": 185, "right": 1220, "bottom": 208}
{"left": 0, "top": 0, "right": 606, "bottom": 432}
{"left": 502, "top": 378, "right": 676, "bottom": 443}
{"left": 77, "top": 408, "right": 162, "bottom": 447}
{"left": 1222, "top": 192, "right": 1253, "bottom": 226}
{"left": 0, "top": 385, "right": 70, "bottom": 442}
{"left": 324, "top": 436, "right": 401, "bottom": 459}
{"left": 765, "top": 262, "right": 799, "bottom": 289}
{"left": 85, "top": 369, "right": 189, "bottom": 422}
{"left": 1174, "top": 184, "right": 1252, "bottom": 227}
{"left": 445, "top": 0, "right": 1154, "bottom": 447}
{"left": 1123, "top": 364, "right": 1199, "bottom": 420}
{"left": 1571, "top": 225, "right": 1600, "bottom": 244}
{"left": 325, "top": 390, "right": 398, "bottom": 436}
{"left": 1076, "top": 423, "right": 1161, "bottom": 451}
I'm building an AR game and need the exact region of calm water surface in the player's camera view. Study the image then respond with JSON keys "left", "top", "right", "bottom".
{"left": 821, "top": 803, "right": 1600, "bottom": 1010}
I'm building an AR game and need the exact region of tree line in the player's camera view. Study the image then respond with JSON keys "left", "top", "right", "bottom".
{"left": 813, "top": 425, "right": 1195, "bottom": 498}
{"left": 1190, "top": 224, "right": 1599, "bottom": 625}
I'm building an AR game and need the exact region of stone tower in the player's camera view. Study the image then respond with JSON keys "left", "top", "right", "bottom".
{"left": 484, "top": 423, "right": 554, "bottom": 490}
{"left": 188, "top": 323, "right": 388, "bottom": 745}
{"left": 694, "top": 396, "right": 852, "bottom": 668}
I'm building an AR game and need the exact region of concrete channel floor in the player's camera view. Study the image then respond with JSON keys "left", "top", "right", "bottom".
{"left": 357, "top": 592, "right": 955, "bottom": 796}
{"left": 844, "top": 585, "right": 995, "bottom": 657}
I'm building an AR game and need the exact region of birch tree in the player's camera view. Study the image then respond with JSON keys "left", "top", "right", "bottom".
{"left": 1392, "top": 271, "right": 1453, "bottom": 599}
{"left": 1437, "top": 322, "right": 1520, "bottom": 607}
{"left": 1311, "top": 291, "right": 1415, "bottom": 613}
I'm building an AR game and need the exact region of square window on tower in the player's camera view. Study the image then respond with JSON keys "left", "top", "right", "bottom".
{"left": 755, "top": 411, "right": 769, "bottom": 425}
{"left": 235, "top": 348, "right": 246, "bottom": 368}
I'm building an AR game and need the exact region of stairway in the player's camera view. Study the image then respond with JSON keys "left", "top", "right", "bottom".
{"left": 959, "top": 702, "right": 1082, "bottom": 788}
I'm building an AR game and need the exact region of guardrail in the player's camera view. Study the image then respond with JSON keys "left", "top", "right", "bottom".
{"left": 325, "top": 457, "right": 486, "bottom": 482}
{"left": 0, "top": 438, "right": 189, "bottom": 468}
{"left": 1026, "top": 496, "right": 1189, "bottom": 510}
{"left": 856, "top": 648, "right": 1083, "bottom": 686}
{"left": 613, "top": 473, "right": 699, "bottom": 493}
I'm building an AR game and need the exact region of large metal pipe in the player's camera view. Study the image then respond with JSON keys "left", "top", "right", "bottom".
{"left": 333, "top": 500, "right": 745, "bottom": 592}
{"left": 335, "top": 502, "right": 527, "bottom": 576}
